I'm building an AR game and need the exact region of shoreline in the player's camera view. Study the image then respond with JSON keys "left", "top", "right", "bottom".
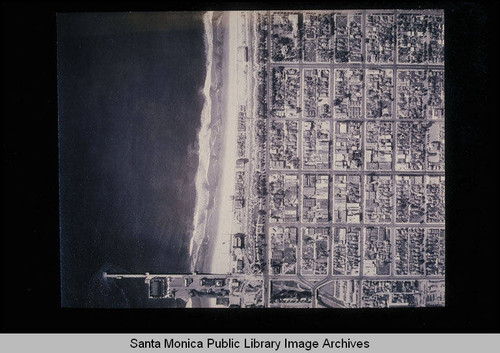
{"left": 192, "top": 11, "right": 236, "bottom": 275}
{"left": 189, "top": 11, "right": 215, "bottom": 272}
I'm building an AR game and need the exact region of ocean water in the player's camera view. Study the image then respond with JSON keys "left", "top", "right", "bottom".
{"left": 58, "top": 12, "right": 207, "bottom": 307}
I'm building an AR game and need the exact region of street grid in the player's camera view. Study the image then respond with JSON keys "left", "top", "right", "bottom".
{"left": 263, "top": 9, "right": 444, "bottom": 308}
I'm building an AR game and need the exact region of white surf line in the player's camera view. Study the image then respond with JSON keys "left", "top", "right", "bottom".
{"left": 189, "top": 11, "right": 214, "bottom": 268}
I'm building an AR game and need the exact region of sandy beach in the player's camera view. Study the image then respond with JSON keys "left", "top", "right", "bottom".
{"left": 209, "top": 11, "right": 239, "bottom": 274}
{"left": 191, "top": 11, "right": 238, "bottom": 276}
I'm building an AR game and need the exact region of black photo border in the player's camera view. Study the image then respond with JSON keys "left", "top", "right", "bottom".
{"left": 1, "top": 0, "right": 498, "bottom": 333}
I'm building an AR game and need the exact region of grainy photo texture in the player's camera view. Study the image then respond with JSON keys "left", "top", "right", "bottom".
{"left": 58, "top": 10, "right": 445, "bottom": 308}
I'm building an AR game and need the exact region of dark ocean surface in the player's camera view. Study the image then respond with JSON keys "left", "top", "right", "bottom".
{"left": 58, "top": 12, "right": 206, "bottom": 307}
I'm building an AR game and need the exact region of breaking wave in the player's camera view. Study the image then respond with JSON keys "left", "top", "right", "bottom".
{"left": 189, "top": 11, "right": 214, "bottom": 271}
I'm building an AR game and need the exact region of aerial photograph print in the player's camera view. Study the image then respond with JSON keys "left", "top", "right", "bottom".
{"left": 58, "top": 9, "right": 445, "bottom": 309}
